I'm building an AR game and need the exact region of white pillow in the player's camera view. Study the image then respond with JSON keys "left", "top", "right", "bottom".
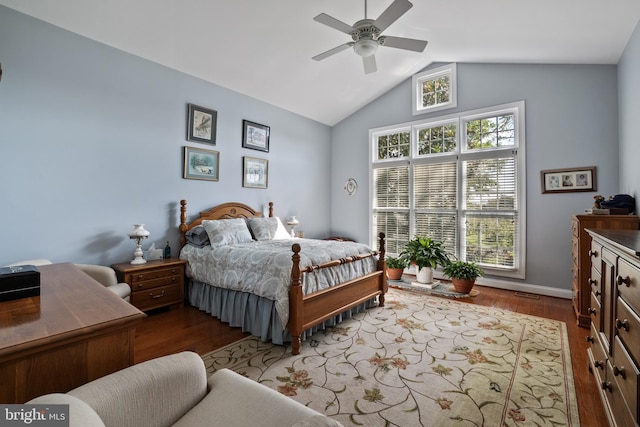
{"left": 202, "top": 219, "right": 254, "bottom": 247}
{"left": 247, "top": 217, "right": 291, "bottom": 240}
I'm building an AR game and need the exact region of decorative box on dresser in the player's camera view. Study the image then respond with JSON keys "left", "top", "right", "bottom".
{"left": 586, "top": 228, "right": 640, "bottom": 427}
{"left": 112, "top": 258, "right": 186, "bottom": 312}
{"left": 572, "top": 214, "right": 638, "bottom": 328}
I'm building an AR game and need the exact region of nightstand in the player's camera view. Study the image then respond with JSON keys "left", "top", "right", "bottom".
{"left": 112, "top": 258, "right": 186, "bottom": 311}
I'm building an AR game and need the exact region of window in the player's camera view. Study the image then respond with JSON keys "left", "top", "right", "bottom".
{"left": 412, "top": 64, "right": 457, "bottom": 115}
{"left": 371, "top": 101, "right": 526, "bottom": 279}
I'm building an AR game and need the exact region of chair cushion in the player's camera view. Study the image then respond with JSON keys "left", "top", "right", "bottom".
{"left": 173, "top": 369, "right": 334, "bottom": 427}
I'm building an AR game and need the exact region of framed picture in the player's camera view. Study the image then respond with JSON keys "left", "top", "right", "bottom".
{"left": 242, "top": 156, "right": 268, "bottom": 189}
{"left": 242, "top": 120, "right": 270, "bottom": 152}
{"left": 541, "top": 166, "right": 597, "bottom": 194}
{"left": 183, "top": 146, "right": 219, "bottom": 181}
{"left": 187, "top": 103, "right": 217, "bottom": 145}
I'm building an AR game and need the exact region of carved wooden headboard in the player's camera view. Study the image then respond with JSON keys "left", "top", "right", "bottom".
{"left": 179, "top": 200, "right": 274, "bottom": 247}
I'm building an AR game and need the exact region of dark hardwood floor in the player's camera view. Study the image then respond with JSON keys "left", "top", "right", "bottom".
{"left": 134, "top": 285, "right": 608, "bottom": 427}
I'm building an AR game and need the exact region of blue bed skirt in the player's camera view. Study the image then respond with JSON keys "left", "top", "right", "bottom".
{"left": 187, "top": 279, "right": 376, "bottom": 345}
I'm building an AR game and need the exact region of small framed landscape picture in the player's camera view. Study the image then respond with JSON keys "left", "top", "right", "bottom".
{"left": 242, "top": 120, "right": 270, "bottom": 152}
{"left": 187, "top": 103, "right": 217, "bottom": 145}
{"left": 541, "top": 166, "right": 596, "bottom": 194}
{"left": 242, "top": 156, "right": 268, "bottom": 189}
{"left": 183, "top": 146, "right": 219, "bottom": 181}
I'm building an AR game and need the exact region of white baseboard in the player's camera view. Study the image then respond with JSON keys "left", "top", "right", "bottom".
{"left": 430, "top": 273, "right": 572, "bottom": 300}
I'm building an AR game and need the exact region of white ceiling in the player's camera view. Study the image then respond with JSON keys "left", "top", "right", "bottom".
{"left": 2, "top": 0, "right": 640, "bottom": 126}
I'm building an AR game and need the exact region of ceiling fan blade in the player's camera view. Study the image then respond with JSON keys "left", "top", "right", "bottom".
{"left": 312, "top": 42, "right": 354, "bottom": 61}
{"left": 373, "top": 0, "right": 413, "bottom": 32}
{"left": 313, "top": 13, "right": 355, "bottom": 34}
{"left": 363, "top": 55, "right": 377, "bottom": 74}
{"left": 380, "top": 36, "right": 428, "bottom": 52}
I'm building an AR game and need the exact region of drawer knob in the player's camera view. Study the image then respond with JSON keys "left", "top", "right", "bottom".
{"left": 601, "top": 381, "right": 612, "bottom": 392}
{"left": 594, "top": 360, "right": 604, "bottom": 369}
{"left": 171, "top": 269, "right": 177, "bottom": 273}
{"left": 613, "top": 365, "right": 626, "bottom": 379}
{"left": 588, "top": 278, "right": 597, "bottom": 285}
{"left": 615, "top": 318, "right": 630, "bottom": 331}
{"left": 616, "top": 275, "right": 631, "bottom": 287}
{"left": 586, "top": 336, "right": 594, "bottom": 343}
{"left": 594, "top": 290, "right": 601, "bottom": 297}
{"left": 587, "top": 307, "right": 597, "bottom": 315}
{"left": 589, "top": 250, "right": 598, "bottom": 257}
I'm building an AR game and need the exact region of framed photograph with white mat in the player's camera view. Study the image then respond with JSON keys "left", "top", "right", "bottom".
{"left": 242, "top": 156, "right": 268, "bottom": 189}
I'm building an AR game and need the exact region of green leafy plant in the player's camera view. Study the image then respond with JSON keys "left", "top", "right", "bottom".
{"left": 386, "top": 256, "right": 409, "bottom": 269}
{"left": 400, "top": 236, "right": 451, "bottom": 270}
{"left": 442, "top": 261, "right": 485, "bottom": 281}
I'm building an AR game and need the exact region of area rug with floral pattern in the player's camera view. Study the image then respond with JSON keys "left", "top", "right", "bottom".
{"left": 202, "top": 288, "right": 579, "bottom": 427}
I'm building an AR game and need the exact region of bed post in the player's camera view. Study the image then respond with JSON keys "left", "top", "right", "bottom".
{"left": 268, "top": 202, "right": 274, "bottom": 218}
{"left": 289, "top": 243, "right": 303, "bottom": 355}
{"left": 179, "top": 200, "right": 188, "bottom": 248}
{"left": 378, "top": 232, "right": 387, "bottom": 307}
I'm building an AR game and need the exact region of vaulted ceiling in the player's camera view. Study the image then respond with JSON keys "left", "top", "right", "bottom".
{"left": 2, "top": 0, "right": 640, "bottom": 125}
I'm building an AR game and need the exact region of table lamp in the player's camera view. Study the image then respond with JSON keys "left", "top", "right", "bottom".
{"left": 128, "top": 224, "right": 150, "bottom": 264}
{"left": 286, "top": 216, "right": 299, "bottom": 238}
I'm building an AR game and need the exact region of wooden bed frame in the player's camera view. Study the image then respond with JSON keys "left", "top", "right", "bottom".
{"left": 178, "top": 199, "right": 388, "bottom": 355}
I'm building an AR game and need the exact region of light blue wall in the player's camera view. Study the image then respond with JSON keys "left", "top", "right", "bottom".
{"left": 619, "top": 20, "right": 640, "bottom": 198}
{"left": 0, "top": 6, "right": 332, "bottom": 266}
{"left": 331, "top": 63, "right": 621, "bottom": 292}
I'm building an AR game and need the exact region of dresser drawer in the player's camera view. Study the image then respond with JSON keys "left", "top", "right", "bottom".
{"left": 130, "top": 265, "right": 184, "bottom": 284}
{"left": 571, "top": 237, "right": 579, "bottom": 264}
{"left": 588, "top": 322, "right": 607, "bottom": 379}
{"left": 589, "top": 292, "right": 602, "bottom": 332}
{"left": 590, "top": 265, "right": 601, "bottom": 304}
{"left": 590, "top": 241, "right": 603, "bottom": 271}
{"left": 131, "top": 283, "right": 182, "bottom": 311}
{"left": 615, "top": 297, "right": 640, "bottom": 364}
{"left": 612, "top": 336, "right": 639, "bottom": 422}
{"left": 617, "top": 257, "right": 640, "bottom": 312}
{"left": 606, "top": 359, "right": 637, "bottom": 427}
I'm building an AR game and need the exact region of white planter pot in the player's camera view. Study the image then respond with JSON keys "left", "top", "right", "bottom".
{"left": 416, "top": 266, "right": 433, "bottom": 284}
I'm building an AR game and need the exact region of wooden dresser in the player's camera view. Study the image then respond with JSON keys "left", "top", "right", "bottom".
{"left": 112, "top": 258, "right": 186, "bottom": 312}
{"left": 586, "top": 229, "right": 640, "bottom": 427}
{"left": 571, "top": 214, "right": 638, "bottom": 328}
{"left": 0, "top": 263, "right": 145, "bottom": 403}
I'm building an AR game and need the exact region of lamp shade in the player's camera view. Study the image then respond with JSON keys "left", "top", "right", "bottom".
{"left": 128, "top": 224, "right": 150, "bottom": 239}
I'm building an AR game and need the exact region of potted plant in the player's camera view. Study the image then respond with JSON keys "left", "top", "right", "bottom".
{"left": 400, "top": 236, "right": 451, "bottom": 284}
{"left": 385, "top": 256, "right": 408, "bottom": 281}
{"left": 442, "top": 261, "right": 484, "bottom": 294}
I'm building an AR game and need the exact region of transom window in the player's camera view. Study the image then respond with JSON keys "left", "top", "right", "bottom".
{"left": 412, "top": 63, "right": 457, "bottom": 115}
{"left": 371, "top": 101, "right": 526, "bottom": 279}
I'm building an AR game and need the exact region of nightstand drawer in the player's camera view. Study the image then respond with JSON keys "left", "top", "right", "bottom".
{"left": 130, "top": 266, "right": 184, "bottom": 284}
{"left": 131, "top": 283, "right": 182, "bottom": 311}
{"left": 131, "top": 274, "right": 182, "bottom": 291}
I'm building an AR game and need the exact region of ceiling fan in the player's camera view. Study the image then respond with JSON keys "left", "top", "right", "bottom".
{"left": 312, "top": 0, "right": 428, "bottom": 74}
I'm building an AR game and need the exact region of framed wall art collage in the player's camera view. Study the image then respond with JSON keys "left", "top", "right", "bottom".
{"left": 183, "top": 103, "right": 270, "bottom": 188}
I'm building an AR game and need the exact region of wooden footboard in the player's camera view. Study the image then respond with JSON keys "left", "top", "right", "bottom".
{"left": 288, "top": 233, "right": 387, "bottom": 355}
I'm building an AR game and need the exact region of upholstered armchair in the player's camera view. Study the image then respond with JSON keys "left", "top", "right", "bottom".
{"left": 75, "top": 264, "right": 131, "bottom": 301}
{"left": 28, "top": 351, "right": 342, "bottom": 427}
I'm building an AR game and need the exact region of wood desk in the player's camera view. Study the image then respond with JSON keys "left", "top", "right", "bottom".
{"left": 0, "top": 263, "right": 146, "bottom": 403}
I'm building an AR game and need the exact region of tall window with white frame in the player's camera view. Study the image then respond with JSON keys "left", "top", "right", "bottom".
{"left": 371, "top": 101, "right": 526, "bottom": 279}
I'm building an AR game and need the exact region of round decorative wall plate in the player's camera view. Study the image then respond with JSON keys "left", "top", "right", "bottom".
{"left": 344, "top": 178, "right": 358, "bottom": 196}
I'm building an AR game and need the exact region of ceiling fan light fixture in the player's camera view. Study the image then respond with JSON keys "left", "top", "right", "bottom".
{"left": 354, "top": 39, "right": 378, "bottom": 57}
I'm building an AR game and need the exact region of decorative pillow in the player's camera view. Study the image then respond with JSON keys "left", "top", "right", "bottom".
{"left": 247, "top": 217, "right": 291, "bottom": 241}
{"left": 185, "top": 225, "right": 210, "bottom": 247}
{"left": 202, "top": 219, "right": 254, "bottom": 247}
